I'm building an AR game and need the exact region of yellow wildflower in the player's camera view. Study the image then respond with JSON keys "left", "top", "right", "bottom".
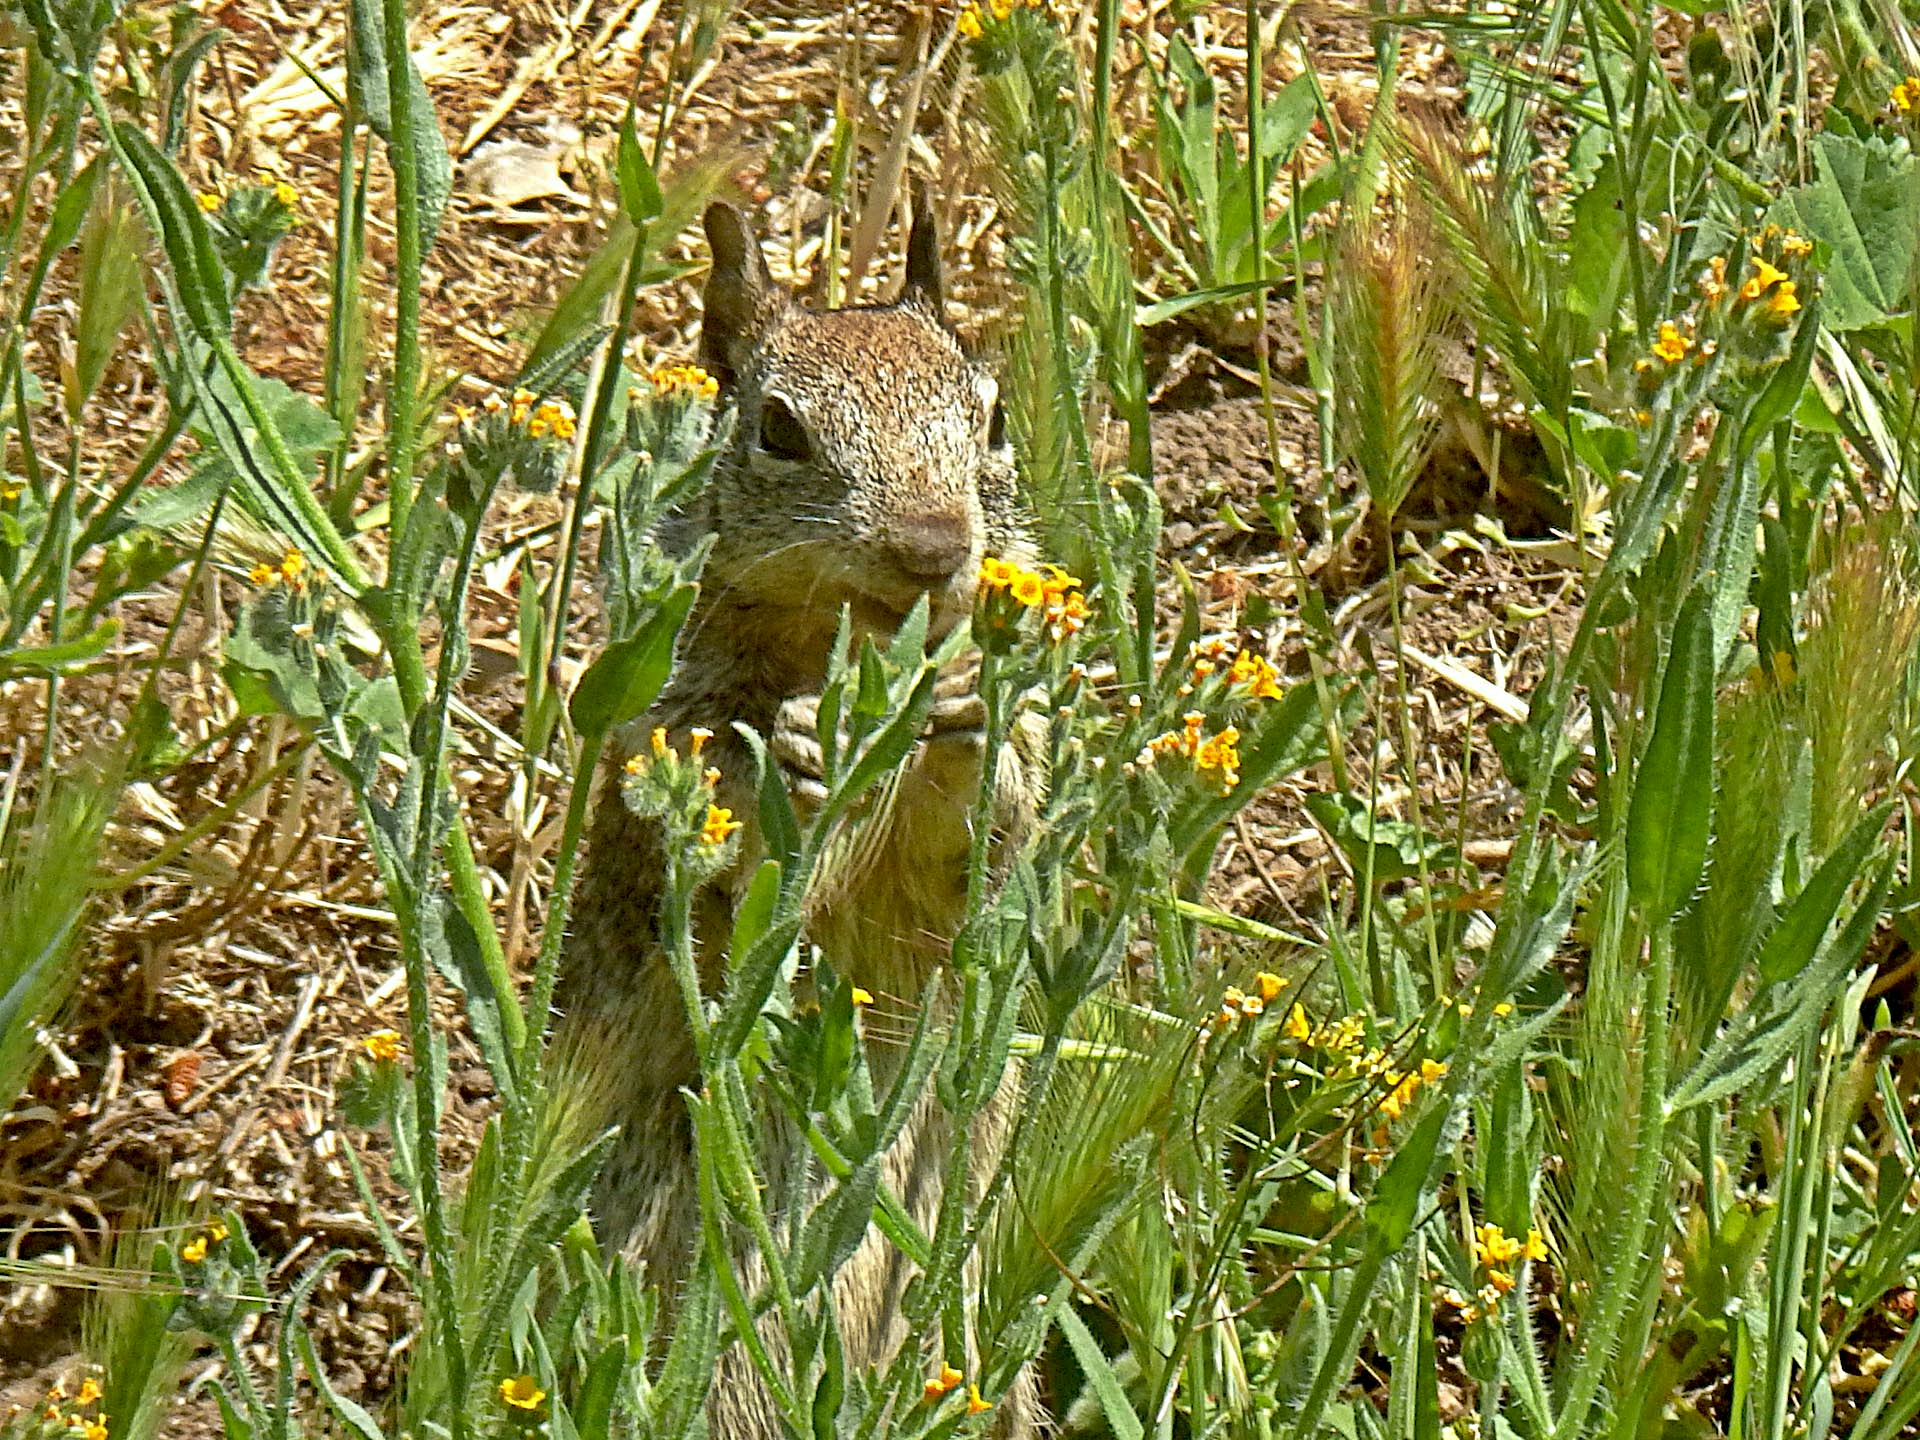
{"left": 196, "top": 190, "right": 223, "bottom": 212}
{"left": 925, "top": 1363, "right": 964, "bottom": 1400}
{"left": 699, "top": 805, "right": 743, "bottom": 846}
{"left": 209, "top": 1219, "right": 230, "bottom": 1242}
{"left": 650, "top": 726, "right": 671, "bottom": 758}
{"left": 1378, "top": 1070, "right": 1422, "bottom": 1121}
{"left": 1473, "top": 1222, "right": 1523, "bottom": 1266}
{"left": 181, "top": 1236, "right": 207, "bottom": 1264}
{"left": 85, "top": 1421, "right": 108, "bottom": 1440}
{"left": 77, "top": 1379, "right": 102, "bottom": 1406}
{"left": 1010, "top": 569, "right": 1046, "bottom": 607}
{"left": 649, "top": 363, "right": 718, "bottom": 400}
{"left": 278, "top": 550, "right": 305, "bottom": 584}
{"left": 1523, "top": 1228, "right": 1548, "bottom": 1262}
{"left": 966, "top": 1384, "right": 992, "bottom": 1415}
{"left": 1778, "top": 230, "right": 1813, "bottom": 259}
{"left": 363, "top": 1029, "right": 403, "bottom": 1063}
{"left": 249, "top": 561, "right": 277, "bottom": 586}
{"left": 1283, "top": 1003, "right": 1311, "bottom": 1042}
{"left": 1739, "top": 256, "right": 1789, "bottom": 302}
{"left": 1651, "top": 321, "right": 1691, "bottom": 364}
{"left": 1192, "top": 725, "right": 1241, "bottom": 790}
{"left": 498, "top": 1376, "right": 545, "bottom": 1411}
{"left": 689, "top": 726, "right": 713, "bottom": 756}
{"left": 850, "top": 987, "right": 874, "bottom": 1006}
{"left": 1892, "top": 76, "right": 1920, "bottom": 112}
{"left": 1254, "top": 971, "right": 1287, "bottom": 1002}
{"left": 978, "top": 556, "right": 1017, "bottom": 589}
{"left": 1766, "top": 280, "right": 1801, "bottom": 317}
{"left": 1228, "top": 649, "right": 1283, "bottom": 700}
{"left": 1485, "top": 1267, "right": 1516, "bottom": 1295}
{"left": 956, "top": 4, "right": 983, "bottom": 38}
{"left": 274, "top": 180, "right": 298, "bottom": 211}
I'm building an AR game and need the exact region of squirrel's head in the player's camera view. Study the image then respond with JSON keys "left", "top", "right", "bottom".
{"left": 692, "top": 191, "right": 1028, "bottom": 656}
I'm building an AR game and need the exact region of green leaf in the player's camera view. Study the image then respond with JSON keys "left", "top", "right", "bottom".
{"left": 1755, "top": 803, "right": 1888, "bottom": 986}
{"left": 616, "top": 103, "right": 664, "bottom": 226}
{"left": 1768, "top": 132, "right": 1920, "bottom": 331}
{"left": 1366, "top": 1101, "right": 1450, "bottom": 1253}
{"left": 567, "top": 583, "right": 696, "bottom": 736}
{"left": 346, "top": 0, "right": 450, "bottom": 252}
{"left": 112, "top": 122, "right": 231, "bottom": 340}
{"left": 1626, "top": 587, "right": 1715, "bottom": 921}
{"left": 810, "top": 1307, "right": 846, "bottom": 1440}
{"left": 0, "top": 619, "right": 120, "bottom": 680}
{"left": 1664, "top": 856, "right": 1889, "bottom": 1115}
{"left": 1058, "top": 1305, "right": 1144, "bottom": 1440}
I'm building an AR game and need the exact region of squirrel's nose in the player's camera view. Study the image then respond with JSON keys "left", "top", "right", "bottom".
{"left": 884, "top": 508, "right": 974, "bottom": 584}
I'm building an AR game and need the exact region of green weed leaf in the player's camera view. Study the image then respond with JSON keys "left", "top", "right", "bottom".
{"left": 568, "top": 582, "right": 697, "bottom": 737}
{"left": 1626, "top": 587, "right": 1715, "bottom": 921}
{"left": 1769, "top": 133, "right": 1919, "bottom": 331}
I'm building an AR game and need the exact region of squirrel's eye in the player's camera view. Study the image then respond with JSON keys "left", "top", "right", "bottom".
{"left": 987, "top": 399, "right": 1007, "bottom": 450}
{"left": 758, "top": 396, "right": 812, "bottom": 461}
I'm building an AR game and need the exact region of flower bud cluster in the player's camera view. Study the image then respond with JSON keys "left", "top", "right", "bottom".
{"left": 620, "top": 726, "right": 742, "bottom": 875}
{"left": 977, "top": 557, "right": 1091, "bottom": 647}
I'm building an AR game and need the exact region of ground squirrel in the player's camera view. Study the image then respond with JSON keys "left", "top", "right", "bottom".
{"left": 559, "top": 191, "right": 1042, "bottom": 1437}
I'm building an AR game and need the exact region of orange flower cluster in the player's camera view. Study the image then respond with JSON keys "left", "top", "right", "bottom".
{"left": 1140, "top": 711, "right": 1241, "bottom": 791}
{"left": 30, "top": 1373, "right": 109, "bottom": 1440}
{"left": 647, "top": 362, "right": 719, "bottom": 401}
{"left": 1377, "top": 1057, "right": 1448, "bottom": 1121}
{"left": 923, "top": 1364, "right": 992, "bottom": 1414}
{"left": 180, "top": 1218, "right": 231, "bottom": 1266}
{"left": 1443, "top": 1220, "right": 1548, "bottom": 1325}
{"left": 978, "top": 557, "right": 1090, "bottom": 642}
{"left": 249, "top": 549, "right": 307, "bottom": 589}
{"left": 362, "top": 1029, "right": 403, "bottom": 1063}
{"left": 477, "top": 388, "right": 578, "bottom": 441}
{"left": 1189, "top": 636, "right": 1284, "bottom": 701}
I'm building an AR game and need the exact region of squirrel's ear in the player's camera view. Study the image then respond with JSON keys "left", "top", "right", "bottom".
{"left": 900, "top": 183, "right": 944, "bottom": 317}
{"left": 701, "top": 201, "right": 775, "bottom": 390}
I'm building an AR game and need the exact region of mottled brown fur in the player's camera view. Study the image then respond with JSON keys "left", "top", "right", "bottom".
{"left": 557, "top": 193, "right": 1042, "bottom": 1438}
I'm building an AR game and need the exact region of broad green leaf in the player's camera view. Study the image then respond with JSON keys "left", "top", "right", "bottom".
{"left": 1626, "top": 587, "right": 1715, "bottom": 921}
{"left": 1366, "top": 1102, "right": 1450, "bottom": 1254}
{"left": 1768, "top": 132, "right": 1919, "bottom": 331}
{"left": 346, "top": 0, "right": 450, "bottom": 252}
{"left": 567, "top": 583, "right": 697, "bottom": 736}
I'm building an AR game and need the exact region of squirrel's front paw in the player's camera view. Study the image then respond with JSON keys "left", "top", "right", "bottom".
{"left": 772, "top": 694, "right": 830, "bottom": 810}
{"left": 919, "top": 670, "right": 989, "bottom": 799}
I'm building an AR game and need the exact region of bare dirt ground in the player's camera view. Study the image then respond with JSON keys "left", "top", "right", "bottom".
{"left": 0, "top": 1, "right": 1573, "bottom": 1429}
